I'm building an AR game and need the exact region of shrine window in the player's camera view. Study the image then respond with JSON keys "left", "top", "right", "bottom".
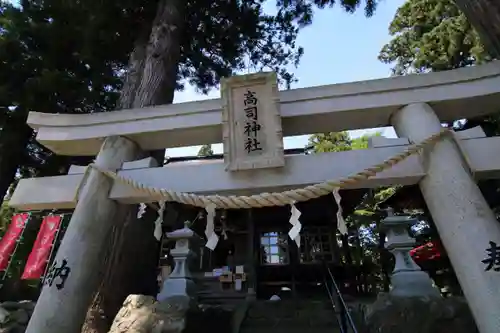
{"left": 300, "top": 227, "right": 335, "bottom": 263}
{"left": 260, "top": 232, "right": 289, "bottom": 265}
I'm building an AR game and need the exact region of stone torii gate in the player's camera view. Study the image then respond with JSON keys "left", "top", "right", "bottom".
{"left": 10, "top": 62, "right": 500, "bottom": 333}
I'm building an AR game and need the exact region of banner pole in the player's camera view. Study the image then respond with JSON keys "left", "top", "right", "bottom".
{"left": 0, "top": 212, "right": 31, "bottom": 290}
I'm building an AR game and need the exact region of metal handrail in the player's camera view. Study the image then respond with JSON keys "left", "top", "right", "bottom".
{"left": 323, "top": 264, "right": 358, "bottom": 333}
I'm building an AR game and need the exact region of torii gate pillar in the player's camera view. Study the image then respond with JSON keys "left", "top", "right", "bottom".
{"left": 391, "top": 103, "right": 500, "bottom": 333}
{"left": 25, "top": 136, "right": 142, "bottom": 333}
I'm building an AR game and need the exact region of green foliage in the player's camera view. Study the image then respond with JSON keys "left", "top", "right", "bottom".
{"left": 306, "top": 130, "right": 389, "bottom": 238}
{"left": 0, "top": 201, "right": 14, "bottom": 238}
{"left": 353, "top": 187, "right": 397, "bottom": 217}
{"left": 0, "top": 1, "right": 123, "bottom": 114}
{"left": 307, "top": 132, "right": 351, "bottom": 153}
{"left": 379, "top": 0, "right": 490, "bottom": 75}
{"left": 197, "top": 144, "right": 214, "bottom": 157}
{"left": 307, "top": 131, "right": 381, "bottom": 153}
{"left": 276, "top": 0, "right": 380, "bottom": 19}
{"left": 59, "top": 0, "right": 381, "bottom": 92}
{"left": 0, "top": 0, "right": 127, "bottom": 189}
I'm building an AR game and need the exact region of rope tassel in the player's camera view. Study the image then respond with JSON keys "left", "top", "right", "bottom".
{"left": 288, "top": 203, "right": 302, "bottom": 247}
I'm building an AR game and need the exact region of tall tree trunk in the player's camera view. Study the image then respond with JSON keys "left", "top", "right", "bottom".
{"left": 81, "top": 1, "right": 186, "bottom": 332}
{"left": 455, "top": 0, "right": 500, "bottom": 58}
{"left": 0, "top": 118, "right": 33, "bottom": 206}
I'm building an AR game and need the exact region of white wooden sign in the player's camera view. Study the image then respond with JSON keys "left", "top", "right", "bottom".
{"left": 221, "top": 72, "right": 285, "bottom": 171}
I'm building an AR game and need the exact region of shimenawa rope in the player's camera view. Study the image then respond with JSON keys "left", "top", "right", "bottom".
{"left": 81, "top": 129, "right": 451, "bottom": 210}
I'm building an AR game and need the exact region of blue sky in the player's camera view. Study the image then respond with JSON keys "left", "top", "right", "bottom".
{"left": 170, "top": 0, "right": 405, "bottom": 157}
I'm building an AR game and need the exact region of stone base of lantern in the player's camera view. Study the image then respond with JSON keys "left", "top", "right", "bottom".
{"left": 362, "top": 294, "right": 478, "bottom": 333}
{"left": 391, "top": 270, "right": 441, "bottom": 298}
{"left": 157, "top": 278, "right": 197, "bottom": 307}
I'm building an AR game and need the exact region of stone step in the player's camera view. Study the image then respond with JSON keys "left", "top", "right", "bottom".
{"left": 246, "top": 300, "right": 333, "bottom": 317}
{"left": 241, "top": 318, "right": 337, "bottom": 329}
{"left": 196, "top": 275, "right": 247, "bottom": 307}
{"left": 198, "top": 291, "right": 246, "bottom": 298}
{"left": 240, "top": 328, "right": 338, "bottom": 333}
{"left": 197, "top": 290, "right": 247, "bottom": 308}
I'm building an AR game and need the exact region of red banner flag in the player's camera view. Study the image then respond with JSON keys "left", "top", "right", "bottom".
{"left": 0, "top": 213, "right": 29, "bottom": 271}
{"left": 21, "top": 215, "right": 62, "bottom": 280}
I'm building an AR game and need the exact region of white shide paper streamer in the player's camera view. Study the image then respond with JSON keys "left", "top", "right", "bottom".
{"left": 221, "top": 219, "right": 229, "bottom": 240}
{"left": 332, "top": 189, "right": 347, "bottom": 235}
{"left": 204, "top": 203, "right": 219, "bottom": 250}
{"left": 153, "top": 201, "right": 166, "bottom": 241}
{"left": 288, "top": 203, "right": 302, "bottom": 247}
{"left": 137, "top": 203, "right": 147, "bottom": 219}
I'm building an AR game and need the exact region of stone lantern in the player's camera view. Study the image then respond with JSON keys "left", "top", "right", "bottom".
{"left": 381, "top": 211, "right": 441, "bottom": 298}
{"left": 157, "top": 221, "right": 198, "bottom": 304}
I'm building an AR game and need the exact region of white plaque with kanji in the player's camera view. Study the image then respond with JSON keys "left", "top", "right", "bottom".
{"left": 221, "top": 72, "right": 285, "bottom": 171}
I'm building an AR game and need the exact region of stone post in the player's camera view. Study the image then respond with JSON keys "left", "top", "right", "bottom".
{"left": 391, "top": 103, "right": 500, "bottom": 333}
{"left": 26, "top": 136, "right": 141, "bottom": 333}
{"left": 157, "top": 221, "right": 198, "bottom": 305}
{"left": 381, "top": 211, "right": 440, "bottom": 298}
